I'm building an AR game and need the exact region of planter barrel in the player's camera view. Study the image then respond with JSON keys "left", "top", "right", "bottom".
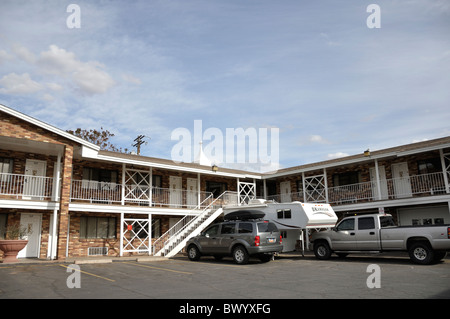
{"left": 0, "top": 240, "right": 28, "bottom": 263}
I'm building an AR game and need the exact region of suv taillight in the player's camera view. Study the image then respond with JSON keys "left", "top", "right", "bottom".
{"left": 448, "top": 227, "right": 450, "bottom": 239}
{"left": 280, "top": 235, "right": 283, "bottom": 244}
{"left": 254, "top": 236, "right": 260, "bottom": 246}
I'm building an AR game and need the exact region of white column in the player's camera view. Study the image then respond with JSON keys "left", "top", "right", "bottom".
{"left": 49, "top": 152, "right": 62, "bottom": 259}
{"left": 440, "top": 149, "right": 449, "bottom": 193}
{"left": 148, "top": 213, "right": 152, "bottom": 255}
{"left": 121, "top": 163, "right": 126, "bottom": 205}
{"left": 263, "top": 179, "right": 267, "bottom": 199}
{"left": 374, "top": 159, "right": 382, "bottom": 200}
{"left": 302, "top": 172, "right": 306, "bottom": 203}
{"left": 149, "top": 167, "right": 153, "bottom": 206}
{"left": 119, "top": 212, "right": 124, "bottom": 257}
{"left": 323, "top": 168, "right": 329, "bottom": 203}
{"left": 197, "top": 173, "right": 201, "bottom": 205}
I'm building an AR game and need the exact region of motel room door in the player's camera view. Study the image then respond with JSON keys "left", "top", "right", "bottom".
{"left": 392, "top": 162, "right": 412, "bottom": 198}
{"left": 186, "top": 178, "right": 198, "bottom": 207}
{"left": 17, "top": 213, "right": 42, "bottom": 258}
{"left": 23, "top": 159, "right": 47, "bottom": 200}
{"left": 169, "top": 176, "right": 182, "bottom": 207}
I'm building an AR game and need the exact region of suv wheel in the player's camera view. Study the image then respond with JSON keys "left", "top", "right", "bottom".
{"left": 187, "top": 245, "right": 201, "bottom": 261}
{"left": 232, "top": 245, "right": 249, "bottom": 265}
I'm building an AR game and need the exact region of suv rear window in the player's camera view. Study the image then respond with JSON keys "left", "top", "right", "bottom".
{"left": 257, "top": 222, "right": 278, "bottom": 233}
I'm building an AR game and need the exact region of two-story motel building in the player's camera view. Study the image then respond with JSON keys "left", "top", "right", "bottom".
{"left": 1, "top": 103, "right": 449, "bottom": 260}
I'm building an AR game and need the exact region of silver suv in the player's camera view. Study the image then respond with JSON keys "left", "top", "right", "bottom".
{"left": 185, "top": 219, "right": 283, "bottom": 264}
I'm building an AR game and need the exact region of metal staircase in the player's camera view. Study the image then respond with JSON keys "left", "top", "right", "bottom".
{"left": 152, "top": 191, "right": 238, "bottom": 258}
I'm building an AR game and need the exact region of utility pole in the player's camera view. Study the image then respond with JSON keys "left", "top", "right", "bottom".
{"left": 132, "top": 135, "right": 149, "bottom": 155}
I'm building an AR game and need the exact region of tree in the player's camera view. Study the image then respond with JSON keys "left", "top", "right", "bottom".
{"left": 67, "top": 128, "right": 129, "bottom": 153}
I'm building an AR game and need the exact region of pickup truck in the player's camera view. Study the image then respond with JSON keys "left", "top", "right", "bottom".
{"left": 311, "top": 213, "right": 450, "bottom": 265}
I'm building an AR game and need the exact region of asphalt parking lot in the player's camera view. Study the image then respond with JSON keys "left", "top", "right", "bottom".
{"left": 0, "top": 253, "right": 449, "bottom": 301}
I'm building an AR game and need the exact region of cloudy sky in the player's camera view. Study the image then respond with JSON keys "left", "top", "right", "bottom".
{"left": 0, "top": 0, "right": 449, "bottom": 172}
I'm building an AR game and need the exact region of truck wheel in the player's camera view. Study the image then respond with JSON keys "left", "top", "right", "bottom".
{"left": 232, "top": 245, "right": 249, "bottom": 265}
{"left": 408, "top": 242, "right": 434, "bottom": 265}
{"left": 314, "top": 241, "right": 332, "bottom": 260}
{"left": 187, "top": 245, "right": 201, "bottom": 261}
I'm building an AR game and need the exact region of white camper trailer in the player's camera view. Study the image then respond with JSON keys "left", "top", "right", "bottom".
{"left": 223, "top": 200, "right": 338, "bottom": 253}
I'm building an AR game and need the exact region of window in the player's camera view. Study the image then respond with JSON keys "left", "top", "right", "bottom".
{"left": 204, "top": 225, "right": 219, "bottom": 237}
{"left": 221, "top": 223, "right": 236, "bottom": 234}
{"left": 206, "top": 181, "right": 227, "bottom": 197}
{"left": 257, "top": 222, "right": 278, "bottom": 233}
{"left": 152, "top": 218, "right": 161, "bottom": 238}
{"left": 418, "top": 158, "right": 442, "bottom": 174}
{"left": 333, "top": 171, "right": 361, "bottom": 186}
{"left": 434, "top": 218, "right": 444, "bottom": 225}
{"left": 82, "top": 168, "right": 118, "bottom": 186}
{"left": 80, "top": 216, "right": 116, "bottom": 239}
{"left": 337, "top": 218, "right": 355, "bottom": 231}
{"left": 380, "top": 216, "right": 396, "bottom": 228}
{"left": 0, "top": 158, "right": 13, "bottom": 174}
{"left": 0, "top": 214, "right": 7, "bottom": 239}
{"left": 238, "top": 222, "right": 253, "bottom": 233}
{"left": 277, "top": 209, "right": 292, "bottom": 219}
{"left": 0, "top": 158, "right": 13, "bottom": 182}
{"left": 152, "top": 175, "right": 162, "bottom": 188}
{"left": 358, "top": 217, "right": 375, "bottom": 230}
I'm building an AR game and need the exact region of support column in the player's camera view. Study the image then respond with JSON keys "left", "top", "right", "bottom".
{"left": 49, "top": 152, "right": 61, "bottom": 259}
{"left": 57, "top": 145, "right": 73, "bottom": 260}
{"left": 323, "top": 168, "right": 329, "bottom": 203}
{"left": 121, "top": 163, "right": 126, "bottom": 205}
{"left": 440, "top": 149, "right": 449, "bottom": 193}
{"left": 374, "top": 159, "right": 382, "bottom": 200}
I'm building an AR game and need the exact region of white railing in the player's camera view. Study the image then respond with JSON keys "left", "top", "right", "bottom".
{"left": 70, "top": 180, "right": 214, "bottom": 208}
{"left": 71, "top": 180, "right": 122, "bottom": 203}
{"left": 267, "top": 172, "right": 448, "bottom": 206}
{"left": 0, "top": 172, "right": 54, "bottom": 200}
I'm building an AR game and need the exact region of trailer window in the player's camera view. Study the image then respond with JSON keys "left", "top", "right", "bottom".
{"left": 358, "top": 217, "right": 375, "bottom": 230}
{"left": 277, "top": 209, "right": 291, "bottom": 219}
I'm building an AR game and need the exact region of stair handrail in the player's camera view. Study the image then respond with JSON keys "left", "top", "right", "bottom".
{"left": 152, "top": 190, "right": 238, "bottom": 255}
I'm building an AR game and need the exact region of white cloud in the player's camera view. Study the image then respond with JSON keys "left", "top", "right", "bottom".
{"left": 327, "top": 152, "right": 349, "bottom": 160}
{"left": 309, "top": 135, "right": 328, "bottom": 144}
{"left": 0, "top": 73, "right": 43, "bottom": 94}
{"left": 11, "top": 43, "right": 36, "bottom": 63}
{"left": 37, "top": 45, "right": 116, "bottom": 95}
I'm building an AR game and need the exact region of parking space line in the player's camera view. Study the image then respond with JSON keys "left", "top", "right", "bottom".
{"left": 123, "top": 261, "right": 193, "bottom": 275}
{"left": 58, "top": 264, "right": 116, "bottom": 282}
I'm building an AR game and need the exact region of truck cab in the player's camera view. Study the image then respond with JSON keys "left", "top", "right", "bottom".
{"left": 320, "top": 214, "right": 395, "bottom": 251}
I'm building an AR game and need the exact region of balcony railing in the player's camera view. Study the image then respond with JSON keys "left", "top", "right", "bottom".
{"left": 70, "top": 179, "right": 214, "bottom": 208}
{"left": 0, "top": 173, "right": 54, "bottom": 200}
{"left": 267, "top": 172, "right": 449, "bottom": 206}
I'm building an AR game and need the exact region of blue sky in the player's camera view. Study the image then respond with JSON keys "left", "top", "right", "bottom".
{"left": 0, "top": 0, "right": 449, "bottom": 172}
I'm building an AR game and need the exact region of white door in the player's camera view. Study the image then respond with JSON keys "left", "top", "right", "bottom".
{"left": 23, "top": 159, "right": 47, "bottom": 199}
{"left": 18, "top": 213, "right": 42, "bottom": 258}
{"left": 169, "top": 176, "right": 182, "bottom": 207}
{"left": 186, "top": 178, "right": 198, "bottom": 207}
{"left": 392, "top": 162, "right": 412, "bottom": 198}
{"left": 370, "top": 165, "right": 388, "bottom": 200}
{"left": 280, "top": 181, "right": 291, "bottom": 203}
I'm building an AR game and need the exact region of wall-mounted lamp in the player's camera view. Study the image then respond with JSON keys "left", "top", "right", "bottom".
{"left": 364, "top": 149, "right": 371, "bottom": 157}
{"left": 212, "top": 164, "right": 219, "bottom": 172}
